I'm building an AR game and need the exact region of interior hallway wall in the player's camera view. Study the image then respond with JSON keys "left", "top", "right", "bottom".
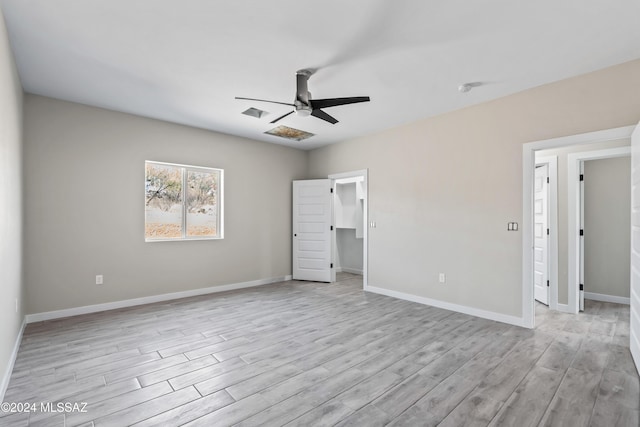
{"left": 336, "top": 229, "right": 363, "bottom": 273}
{"left": 584, "top": 156, "right": 631, "bottom": 299}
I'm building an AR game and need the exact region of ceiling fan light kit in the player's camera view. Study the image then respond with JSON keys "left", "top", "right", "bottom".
{"left": 236, "top": 70, "right": 370, "bottom": 126}
{"left": 295, "top": 105, "right": 312, "bottom": 117}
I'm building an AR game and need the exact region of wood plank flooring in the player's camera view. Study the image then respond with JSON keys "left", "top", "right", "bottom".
{"left": 1, "top": 273, "right": 638, "bottom": 426}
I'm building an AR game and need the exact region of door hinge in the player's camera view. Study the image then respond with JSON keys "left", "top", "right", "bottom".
{"left": 580, "top": 229, "right": 584, "bottom": 236}
{"left": 547, "top": 228, "right": 549, "bottom": 235}
{"left": 580, "top": 284, "right": 584, "bottom": 291}
{"left": 547, "top": 280, "right": 550, "bottom": 287}
{"left": 330, "top": 188, "right": 333, "bottom": 193}
{"left": 547, "top": 177, "right": 549, "bottom": 184}
{"left": 330, "top": 225, "right": 334, "bottom": 231}
{"left": 330, "top": 263, "right": 333, "bottom": 268}
{"left": 579, "top": 174, "right": 584, "bottom": 181}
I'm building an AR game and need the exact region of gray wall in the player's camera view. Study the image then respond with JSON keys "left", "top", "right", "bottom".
{"left": 23, "top": 95, "right": 308, "bottom": 314}
{"left": 536, "top": 139, "right": 630, "bottom": 304}
{"left": 308, "top": 59, "right": 640, "bottom": 318}
{"left": 336, "top": 229, "right": 363, "bottom": 273}
{"left": 0, "top": 8, "right": 23, "bottom": 397}
{"left": 584, "top": 157, "right": 631, "bottom": 298}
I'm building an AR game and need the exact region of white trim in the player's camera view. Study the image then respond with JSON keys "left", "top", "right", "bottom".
{"left": 332, "top": 176, "right": 364, "bottom": 185}
{"left": 364, "top": 285, "right": 527, "bottom": 328}
{"left": 1, "top": 318, "right": 26, "bottom": 403}
{"left": 631, "top": 287, "right": 640, "bottom": 370}
{"left": 26, "top": 275, "right": 292, "bottom": 323}
{"left": 339, "top": 267, "right": 363, "bottom": 275}
{"left": 630, "top": 123, "right": 640, "bottom": 375}
{"left": 328, "top": 169, "right": 368, "bottom": 180}
{"left": 535, "top": 155, "right": 559, "bottom": 310}
{"left": 568, "top": 146, "right": 631, "bottom": 313}
{"left": 584, "top": 292, "right": 630, "bottom": 305}
{"left": 632, "top": 333, "right": 640, "bottom": 376}
{"left": 329, "top": 169, "right": 368, "bottom": 290}
{"left": 632, "top": 286, "right": 640, "bottom": 374}
{"left": 523, "top": 145, "right": 535, "bottom": 328}
{"left": 556, "top": 303, "right": 573, "bottom": 313}
{"left": 522, "top": 126, "right": 634, "bottom": 328}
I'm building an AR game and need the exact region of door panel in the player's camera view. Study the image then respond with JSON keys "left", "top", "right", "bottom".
{"left": 534, "top": 164, "right": 549, "bottom": 305}
{"left": 579, "top": 161, "right": 585, "bottom": 311}
{"left": 631, "top": 123, "right": 640, "bottom": 373}
{"left": 293, "top": 179, "right": 332, "bottom": 282}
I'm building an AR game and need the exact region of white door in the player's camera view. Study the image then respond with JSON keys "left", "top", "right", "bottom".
{"left": 579, "top": 161, "right": 585, "bottom": 311}
{"left": 292, "top": 179, "right": 333, "bottom": 282}
{"left": 534, "top": 164, "right": 549, "bottom": 305}
{"left": 630, "top": 123, "right": 640, "bottom": 372}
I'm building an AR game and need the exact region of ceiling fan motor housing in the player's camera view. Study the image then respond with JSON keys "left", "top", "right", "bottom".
{"left": 295, "top": 70, "right": 313, "bottom": 116}
{"left": 294, "top": 101, "right": 312, "bottom": 116}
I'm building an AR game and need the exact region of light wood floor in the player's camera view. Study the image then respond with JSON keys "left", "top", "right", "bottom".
{"left": 1, "top": 273, "right": 638, "bottom": 426}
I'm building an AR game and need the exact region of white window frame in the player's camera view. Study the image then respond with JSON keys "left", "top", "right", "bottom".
{"left": 145, "top": 160, "right": 224, "bottom": 242}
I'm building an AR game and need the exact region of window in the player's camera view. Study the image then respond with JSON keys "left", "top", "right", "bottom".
{"left": 145, "top": 161, "right": 223, "bottom": 241}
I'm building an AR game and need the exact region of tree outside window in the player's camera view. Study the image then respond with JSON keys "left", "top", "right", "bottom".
{"left": 145, "top": 161, "right": 223, "bottom": 241}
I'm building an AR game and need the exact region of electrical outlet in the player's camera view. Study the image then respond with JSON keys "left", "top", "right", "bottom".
{"left": 439, "top": 273, "right": 446, "bottom": 283}
{"left": 96, "top": 275, "right": 104, "bottom": 285}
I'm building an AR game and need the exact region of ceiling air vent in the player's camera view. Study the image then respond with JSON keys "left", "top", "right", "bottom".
{"left": 242, "top": 107, "right": 268, "bottom": 118}
{"left": 265, "top": 125, "right": 314, "bottom": 142}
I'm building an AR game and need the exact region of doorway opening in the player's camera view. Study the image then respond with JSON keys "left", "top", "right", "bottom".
{"left": 533, "top": 156, "right": 558, "bottom": 313}
{"left": 329, "top": 170, "right": 368, "bottom": 289}
{"left": 291, "top": 171, "right": 368, "bottom": 288}
{"left": 522, "top": 126, "right": 635, "bottom": 328}
{"left": 567, "top": 147, "right": 631, "bottom": 313}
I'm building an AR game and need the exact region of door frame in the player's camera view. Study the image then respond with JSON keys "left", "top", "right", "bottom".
{"left": 328, "top": 169, "right": 368, "bottom": 289}
{"left": 567, "top": 146, "right": 631, "bottom": 313}
{"left": 534, "top": 156, "right": 558, "bottom": 310}
{"left": 522, "top": 125, "right": 634, "bottom": 328}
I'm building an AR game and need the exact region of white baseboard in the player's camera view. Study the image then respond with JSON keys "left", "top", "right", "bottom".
{"left": 338, "top": 267, "right": 363, "bottom": 275}
{"left": 556, "top": 303, "right": 574, "bottom": 313}
{"left": 364, "top": 285, "right": 527, "bottom": 328}
{"left": 26, "top": 275, "right": 292, "bottom": 323}
{"left": 1, "top": 318, "right": 26, "bottom": 403}
{"left": 584, "top": 292, "right": 630, "bottom": 305}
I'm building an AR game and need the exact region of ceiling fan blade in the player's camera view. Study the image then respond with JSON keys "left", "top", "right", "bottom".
{"left": 310, "top": 96, "right": 370, "bottom": 109}
{"left": 270, "top": 110, "right": 295, "bottom": 124}
{"left": 311, "top": 109, "right": 338, "bottom": 124}
{"left": 235, "top": 97, "right": 294, "bottom": 107}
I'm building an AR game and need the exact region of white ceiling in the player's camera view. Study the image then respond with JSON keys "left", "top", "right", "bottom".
{"left": 1, "top": 1, "right": 639, "bottom": 150}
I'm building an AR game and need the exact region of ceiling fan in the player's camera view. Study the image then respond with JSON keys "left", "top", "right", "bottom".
{"left": 236, "top": 69, "right": 370, "bottom": 125}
